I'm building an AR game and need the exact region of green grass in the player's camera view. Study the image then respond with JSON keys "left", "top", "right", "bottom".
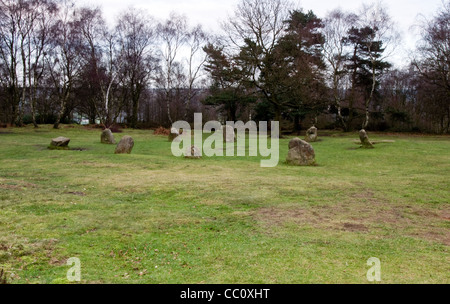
{"left": 0, "top": 125, "right": 449, "bottom": 284}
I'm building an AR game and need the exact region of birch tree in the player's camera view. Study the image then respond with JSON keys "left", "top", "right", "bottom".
{"left": 156, "top": 12, "right": 188, "bottom": 124}
{"left": 357, "top": 1, "right": 399, "bottom": 129}
{"left": 322, "top": 9, "right": 357, "bottom": 131}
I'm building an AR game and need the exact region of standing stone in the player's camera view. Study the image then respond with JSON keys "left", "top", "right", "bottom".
{"left": 101, "top": 129, "right": 116, "bottom": 144}
{"left": 305, "top": 126, "right": 318, "bottom": 142}
{"left": 359, "top": 129, "right": 374, "bottom": 149}
{"left": 222, "top": 125, "right": 235, "bottom": 143}
{"left": 50, "top": 137, "right": 70, "bottom": 149}
{"left": 185, "top": 146, "right": 201, "bottom": 159}
{"left": 286, "top": 138, "right": 316, "bottom": 166}
{"left": 115, "top": 136, "right": 134, "bottom": 154}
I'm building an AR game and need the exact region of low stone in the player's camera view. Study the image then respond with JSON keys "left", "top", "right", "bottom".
{"left": 50, "top": 137, "right": 70, "bottom": 149}
{"left": 185, "top": 145, "right": 201, "bottom": 159}
{"left": 101, "top": 129, "right": 116, "bottom": 144}
{"left": 222, "top": 125, "right": 235, "bottom": 143}
{"left": 286, "top": 138, "right": 316, "bottom": 166}
{"left": 115, "top": 136, "right": 134, "bottom": 154}
{"left": 305, "top": 126, "right": 318, "bottom": 142}
{"left": 359, "top": 129, "right": 374, "bottom": 149}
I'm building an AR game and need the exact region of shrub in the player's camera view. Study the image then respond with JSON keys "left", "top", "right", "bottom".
{"left": 154, "top": 126, "right": 170, "bottom": 136}
{"left": 109, "top": 125, "right": 123, "bottom": 133}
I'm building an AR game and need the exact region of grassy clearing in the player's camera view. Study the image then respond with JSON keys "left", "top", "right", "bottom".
{"left": 0, "top": 125, "right": 449, "bottom": 284}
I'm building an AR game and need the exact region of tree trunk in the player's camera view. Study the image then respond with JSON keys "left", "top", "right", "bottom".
{"left": 166, "top": 89, "right": 173, "bottom": 125}
{"left": 53, "top": 104, "right": 65, "bottom": 129}
{"left": 166, "top": 98, "right": 172, "bottom": 125}
{"left": 363, "top": 105, "right": 370, "bottom": 129}
{"left": 30, "top": 81, "right": 38, "bottom": 128}
{"left": 54, "top": 92, "right": 68, "bottom": 129}
{"left": 362, "top": 63, "right": 378, "bottom": 130}
{"left": 11, "top": 89, "right": 21, "bottom": 126}
{"left": 333, "top": 67, "right": 347, "bottom": 131}
{"left": 274, "top": 106, "right": 281, "bottom": 123}
{"left": 30, "top": 99, "right": 38, "bottom": 128}
{"left": 132, "top": 97, "right": 139, "bottom": 129}
{"left": 347, "top": 46, "right": 358, "bottom": 132}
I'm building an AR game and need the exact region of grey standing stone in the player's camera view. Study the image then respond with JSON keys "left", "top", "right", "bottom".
{"left": 50, "top": 137, "right": 70, "bottom": 148}
{"left": 286, "top": 138, "right": 316, "bottom": 166}
{"left": 359, "top": 129, "right": 374, "bottom": 149}
{"left": 115, "top": 136, "right": 134, "bottom": 154}
{"left": 222, "top": 125, "right": 235, "bottom": 143}
{"left": 305, "top": 126, "right": 318, "bottom": 142}
{"left": 185, "top": 146, "right": 201, "bottom": 159}
{"left": 101, "top": 129, "right": 116, "bottom": 144}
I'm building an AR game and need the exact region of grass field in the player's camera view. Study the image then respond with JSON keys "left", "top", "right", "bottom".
{"left": 0, "top": 125, "right": 449, "bottom": 284}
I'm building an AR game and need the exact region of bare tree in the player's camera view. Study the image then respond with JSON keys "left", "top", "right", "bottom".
{"left": 184, "top": 24, "right": 210, "bottom": 120}
{"left": 223, "top": 0, "right": 291, "bottom": 53}
{"left": 222, "top": 0, "right": 294, "bottom": 121}
{"left": 0, "top": 0, "right": 57, "bottom": 127}
{"left": 77, "top": 6, "right": 124, "bottom": 128}
{"left": 156, "top": 12, "right": 189, "bottom": 124}
{"left": 357, "top": 1, "right": 399, "bottom": 129}
{"left": 116, "top": 7, "right": 157, "bottom": 128}
{"left": 16, "top": 0, "right": 36, "bottom": 126}
{"left": 101, "top": 29, "right": 125, "bottom": 127}
{"left": 46, "top": 0, "right": 84, "bottom": 129}
{"left": 0, "top": 0, "right": 22, "bottom": 125}
{"left": 322, "top": 9, "right": 358, "bottom": 131}
{"left": 412, "top": 1, "right": 450, "bottom": 133}
{"left": 26, "top": 0, "right": 57, "bottom": 128}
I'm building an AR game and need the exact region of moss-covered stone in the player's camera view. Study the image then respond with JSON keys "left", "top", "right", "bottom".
{"left": 305, "top": 126, "right": 318, "bottom": 142}
{"left": 286, "top": 138, "right": 316, "bottom": 166}
{"left": 101, "top": 129, "right": 116, "bottom": 144}
{"left": 115, "top": 136, "right": 134, "bottom": 154}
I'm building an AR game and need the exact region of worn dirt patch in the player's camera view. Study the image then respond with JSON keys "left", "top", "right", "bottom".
{"left": 255, "top": 207, "right": 309, "bottom": 227}
{"left": 0, "top": 238, "right": 61, "bottom": 271}
{"left": 0, "top": 180, "right": 38, "bottom": 190}
{"left": 253, "top": 205, "right": 372, "bottom": 234}
{"left": 49, "top": 257, "right": 67, "bottom": 266}
{"left": 0, "top": 183, "right": 22, "bottom": 190}
{"left": 342, "top": 223, "right": 369, "bottom": 232}
{"left": 66, "top": 191, "right": 86, "bottom": 196}
{"left": 253, "top": 190, "right": 450, "bottom": 245}
{"left": 441, "top": 211, "right": 450, "bottom": 221}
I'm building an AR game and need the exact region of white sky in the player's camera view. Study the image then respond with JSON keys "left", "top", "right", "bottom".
{"left": 77, "top": 0, "right": 445, "bottom": 68}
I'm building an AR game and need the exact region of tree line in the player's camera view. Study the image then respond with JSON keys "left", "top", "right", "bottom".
{"left": 0, "top": 0, "right": 449, "bottom": 133}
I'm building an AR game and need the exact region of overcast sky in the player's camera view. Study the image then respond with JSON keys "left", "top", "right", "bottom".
{"left": 77, "top": 0, "right": 445, "bottom": 68}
